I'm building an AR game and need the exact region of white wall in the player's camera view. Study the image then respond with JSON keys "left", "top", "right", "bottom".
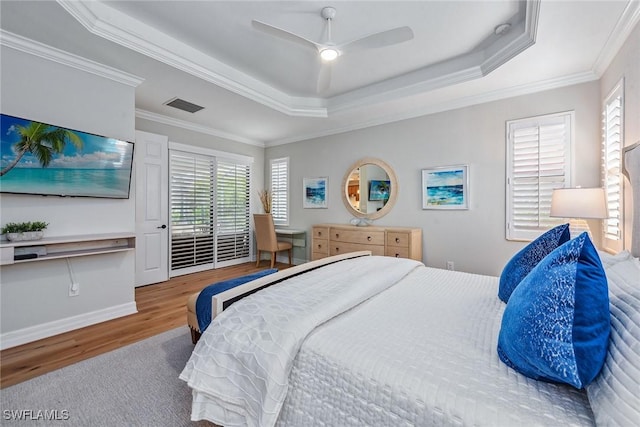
{"left": 600, "top": 22, "right": 640, "bottom": 251}
{"left": 266, "top": 81, "right": 602, "bottom": 276}
{"left": 0, "top": 45, "right": 138, "bottom": 346}
{"left": 135, "top": 117, "right": 266, "bottom": 197}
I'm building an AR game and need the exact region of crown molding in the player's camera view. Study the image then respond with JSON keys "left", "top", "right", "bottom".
{"left": 135, "top": 109, "right": 265, "bottom": 147}
{"left": 267, "top": 70, "right": 599, "bottom": 147}
{"left": 480, "top": 0, "right": 539, "bottom": 75}
{"left": 57, "top": 0, "right": 539, "bottom": 119}
{"left": 327, "top": 1, "right": 539, "bottom": 114}
{"left": 0, "top": 30, "right": 143, "bottom": 87}
{"left": 56, "top": 0, "right": 328, "bottom": 118}
{"left": 592, "top": 0, "right": 640, "bottom": 76}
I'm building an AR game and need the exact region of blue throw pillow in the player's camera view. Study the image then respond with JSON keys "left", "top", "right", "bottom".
{"left": 196, "top": 268, "right": 278, "bottom": 332}
{"left": 497, "top": 233, "right": 610, "bottom": 389}
{"left": 498, "top": 223, "right": 570, "bottom": 302}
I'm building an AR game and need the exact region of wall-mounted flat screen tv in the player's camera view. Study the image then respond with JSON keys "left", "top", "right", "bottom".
{"left": 0, "top": 114, "right": 134, "bottom": 199}
{"left": 369, "top": 180, "right": 390, "bottom": 201}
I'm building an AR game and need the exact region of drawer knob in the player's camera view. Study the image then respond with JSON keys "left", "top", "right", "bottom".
{"left": 395, "top": 253, "right": 400, "bottom": 257}
{"left": 335, "top": 233, "right": 339, "bottom": 238}
{"left": 395, "top": 237, "right": 400, "bottom": 243}
{"left": 367, "top": 236, "right": 372, "bottom": 241}
{"left": 335, "top": 247, "right": 340, "bottom": 252}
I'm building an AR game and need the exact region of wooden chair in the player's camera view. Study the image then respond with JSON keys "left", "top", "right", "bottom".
{"left": 253, "top": 213, "right": 292, "bottom": 268}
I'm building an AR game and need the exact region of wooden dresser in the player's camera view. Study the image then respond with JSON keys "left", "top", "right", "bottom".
{"left": 311, "top": 224, "right": 422, "bottom": 261}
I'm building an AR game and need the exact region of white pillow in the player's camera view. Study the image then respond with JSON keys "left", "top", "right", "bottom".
{"left": 586, "top": 257, "right": 640, "bottom": 425}
{"left": 597, "top": 250, "right": 632, "bottom": 267}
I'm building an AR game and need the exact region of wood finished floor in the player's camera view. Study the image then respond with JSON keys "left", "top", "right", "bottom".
{"left": 0, "top": 261, "right": 292, "bottom": 389}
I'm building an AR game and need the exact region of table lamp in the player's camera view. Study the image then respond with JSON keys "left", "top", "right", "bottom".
{"left": 550, "top": 187, "right": 607, "bottom": 239}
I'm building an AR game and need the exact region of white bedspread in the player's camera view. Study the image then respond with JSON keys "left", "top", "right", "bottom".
{"left": 277, "top": 266, "right": 595, "bottom": 426}
{"left": 180, "top": 256, "right": 422, "bottom": 427}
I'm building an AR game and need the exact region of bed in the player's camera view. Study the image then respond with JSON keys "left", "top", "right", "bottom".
{"left": 180, "top": 143, "right": 640, "bottom": 427}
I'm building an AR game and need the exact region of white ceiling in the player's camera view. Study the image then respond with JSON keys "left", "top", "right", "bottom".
{"left": 1, "top": 1, "right": 638, "bottom": 146}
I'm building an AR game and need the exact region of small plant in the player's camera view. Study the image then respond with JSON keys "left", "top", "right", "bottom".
{"left": 2, "top": 221, "right": 49, "bottom": 234}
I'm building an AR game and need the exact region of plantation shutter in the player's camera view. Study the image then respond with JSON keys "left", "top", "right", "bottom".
{"left": 602, "top": 80, "right": 624, "bottom": 251}
{"left": 169, "top": 151, "right": 215, "bottom": 274}
{"left": 270, "top": 157, "right": 289, "bottom": 226}
{"left": 216, "top": 160, "right": 251, "bottom": 265}
{"left": 506, "top": 112, "right": 572, "bottom": 241}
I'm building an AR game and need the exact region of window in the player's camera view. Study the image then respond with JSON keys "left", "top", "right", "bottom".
{"left": 216, "top": 159, "right": 251, "bottom": 264}
{"left": 506, "top": 112, "right": 573, "bottom": 241}
{"left": 270, "top": 157, "right": 289, "bottom": 226}
{"left": 602, "top": 79, "right": 624, "bottom": 252}
{"left": 169, "top": 149, "right": 252, "bottom": 276}
{"left": 170, "top": 150, "right": 215, "bottom": 274}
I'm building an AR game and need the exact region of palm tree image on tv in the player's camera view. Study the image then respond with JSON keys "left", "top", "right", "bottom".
{"left": 0, "top": 121, "right": 82, "bottom": 177}
{"left": 0, "top": 114, "right": 135, "bottom": 199}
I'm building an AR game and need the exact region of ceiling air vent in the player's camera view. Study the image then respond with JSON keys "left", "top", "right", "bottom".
{"left": 164, "top": 98, "right": 204, "bottom": 113}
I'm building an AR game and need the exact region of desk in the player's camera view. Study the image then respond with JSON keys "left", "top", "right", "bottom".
{"left": 275, "top": 228, "right": 306, "bottom": 248}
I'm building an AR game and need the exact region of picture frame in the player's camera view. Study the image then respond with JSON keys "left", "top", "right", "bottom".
{"left": 303, "top": 176, "right": 328, "bottom": 208}
{"left": 368, "top": 180, "right": 391, "bottom": 201}
{"left": 421, "top": 165, "right": 469, "bottom": 210}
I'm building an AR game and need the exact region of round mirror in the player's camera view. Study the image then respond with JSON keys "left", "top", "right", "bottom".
{"left": 341, "top": 157, "right": 398, "bottom": 220}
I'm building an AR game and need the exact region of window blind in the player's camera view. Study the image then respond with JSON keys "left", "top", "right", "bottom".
{"left": 216, "top": 160, "right": 251, "bottom": 263}
{"left": 506, "top": 112, "right": 572, "bottom": 241}
{"left": 169, "top": 151, "right": 215, "bottom": 272}
{"left": 602, "top": 81, "right": 624, "bottom": 250}
{"left": 270, "top": 157, "right": 289, "bottom": 226}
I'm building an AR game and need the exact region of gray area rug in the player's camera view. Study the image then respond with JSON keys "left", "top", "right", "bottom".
{"left": 0, "top": 327, "right": 212, "bottom": 426}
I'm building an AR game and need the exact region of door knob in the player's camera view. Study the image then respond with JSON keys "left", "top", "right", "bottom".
{"left": 157, "top": 224, "right": 167, "bottom": 229}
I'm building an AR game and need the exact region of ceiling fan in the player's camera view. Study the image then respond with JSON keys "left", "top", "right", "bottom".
{"left": 252, "top": 6, "right": 414, "bottom": 93}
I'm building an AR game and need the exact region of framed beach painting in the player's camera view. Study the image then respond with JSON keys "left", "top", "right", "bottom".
{"left": 303, "top": 176, "right": 328, "bottom": 208}
{"left": 422, "top": 165, "right": 469, "bottom": 210}
{"left": 368, "top": 180, "right": 390, "bottom": 201}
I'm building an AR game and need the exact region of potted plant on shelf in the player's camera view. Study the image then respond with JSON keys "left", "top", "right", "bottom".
{"left": 1, "top": 221, "right": 49, "bottom": 242}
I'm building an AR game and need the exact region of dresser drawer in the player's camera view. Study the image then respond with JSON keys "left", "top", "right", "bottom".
{"left": 330, "top": 242, "right": 385, "bottom": 256}
{"left": 312, "top": 238, "right": 328, "bottom": 254}
{"left": 385, "top": 246, "right": 409, "bottom": 259}
{"left": 331, "top": 229, "right": 385, "bottom": 245}
{"left": 387, "top": 232, "right": 410, "bottom": 247}
{"left": 312, "top": 251, "right": 329, "bottom": 261}
{"left": 312, "top": 227, "right": 329, "bottom": 240}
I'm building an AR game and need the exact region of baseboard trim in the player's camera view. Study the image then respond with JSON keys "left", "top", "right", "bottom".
{"left": 0, "top": 302, "right": 138, "bottom": 350}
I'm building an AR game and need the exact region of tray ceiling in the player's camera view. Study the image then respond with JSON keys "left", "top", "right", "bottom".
{"left": 0, "top": 1, "right": 638, "bottom": 145}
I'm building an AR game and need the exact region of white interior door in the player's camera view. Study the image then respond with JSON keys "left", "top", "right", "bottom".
{"left": 134, "top": 130, "right": 169, "bottom": 287}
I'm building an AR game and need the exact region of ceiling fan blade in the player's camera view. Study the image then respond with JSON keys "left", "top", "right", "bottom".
{"left": 316, "top": 63, "right": 332, "bottom": 94}
{"left": 339, "top": 26, "right": 414, "bottom": 53}
{"left": 252, "top": 20, "right": 320, "bottom": 51}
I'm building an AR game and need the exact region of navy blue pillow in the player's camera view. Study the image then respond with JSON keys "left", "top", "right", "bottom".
{"left": 196, "top": 269, "right": 277, "bottom": 332}
{"left": 498, "top": 223, "right": 570, "bottom": 302}
{"left": 497, "top": 233, "right": 610, "bottom": 389}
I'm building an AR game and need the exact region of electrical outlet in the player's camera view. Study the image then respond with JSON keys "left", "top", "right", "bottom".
{"left": 69, "top": 282, "right": 79, "bottom": 297}
{"left": 446, "top": 261, "right": 455, "bottom": 271}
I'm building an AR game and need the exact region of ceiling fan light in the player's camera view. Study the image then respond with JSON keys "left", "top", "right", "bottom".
{"left": 320, "top": 48, "right": 339, "bottom": 61}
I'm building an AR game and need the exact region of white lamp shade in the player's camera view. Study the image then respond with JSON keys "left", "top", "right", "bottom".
{"left": 550, "top": 187, "right": 608, "bottom": 219}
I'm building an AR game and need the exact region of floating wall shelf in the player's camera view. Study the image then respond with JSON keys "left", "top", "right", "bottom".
{"left": 0, "top": 233, "right": 135, "bottom": 265}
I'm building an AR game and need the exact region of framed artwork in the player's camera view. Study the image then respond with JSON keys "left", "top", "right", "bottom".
{"left": 422, "top": 165, "right": 469, "bottom": 209}
{"left": 368, "top": 180, "right": 390, "bottom": 201}
{"left": 303, "top": 176, "right": 328, "bottom": 208}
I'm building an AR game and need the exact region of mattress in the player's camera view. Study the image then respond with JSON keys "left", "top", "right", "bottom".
{"left": 277, "top": 266, "right": 595, "bottom": 426}
{"left": 181, "top": 255, "right": 423, "bottom": 427}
